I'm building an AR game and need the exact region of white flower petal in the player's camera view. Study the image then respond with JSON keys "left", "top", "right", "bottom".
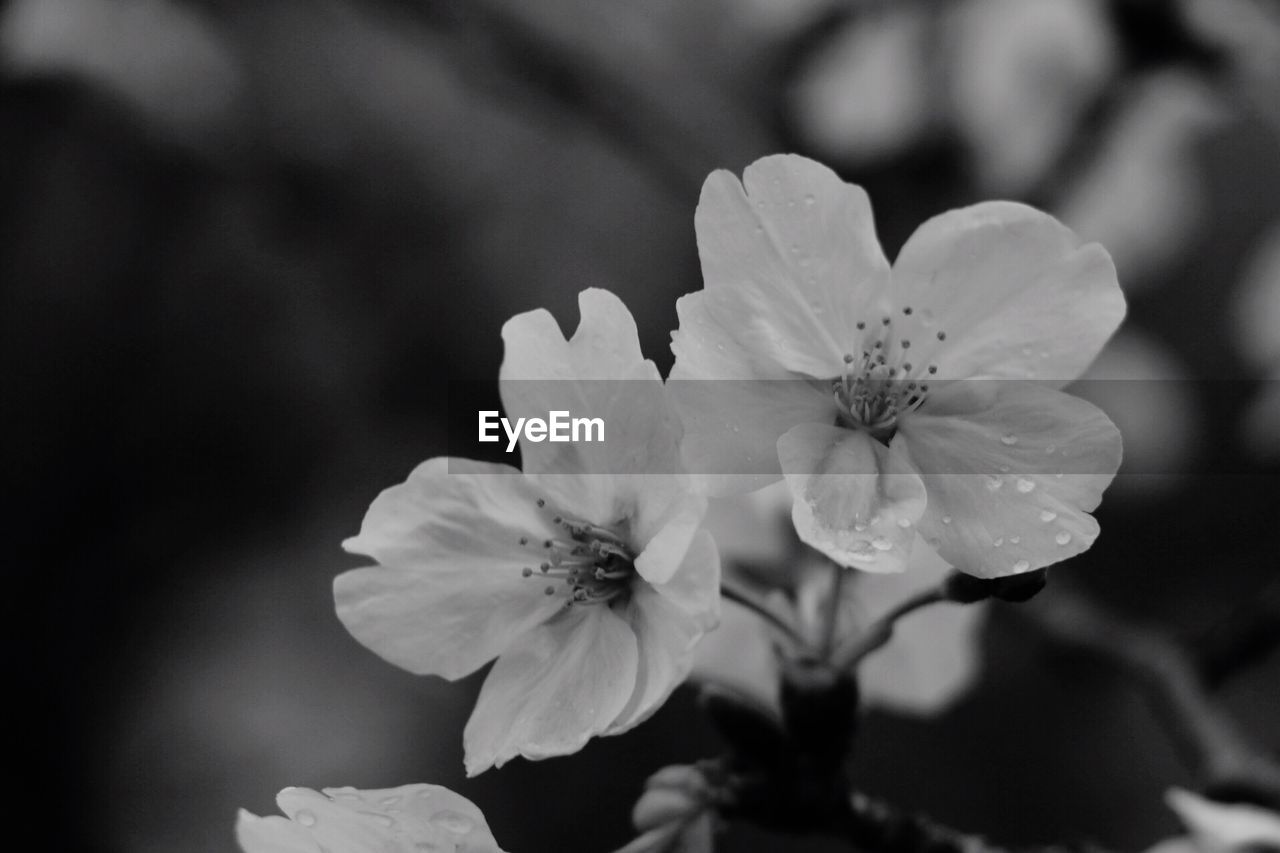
{"left": 890, "top": 201, "right": 1125, "bottom": 383}
{"left": 235, "top": 811, "right": 320, "bottom": 853}
{"left": 463, "top": 605, "right": 639, "bottom": 774}
{"left": 897, "top": 381, "right": 1121, "bottom": 577}
{"left": 779, "top": 423, "right": 926, "bottom": 571}
{"left": 335, "top": 458, "right": 565, "bottom": 680}
{"left": 1166, "top": 788, "right": 1280, "bottom": 851}
{"left": 669, "top": 330, "right": 835, "bottom": 496}
{"left": 236, "top": 784, "right": 505, "bottom": 853}
{"left": 692, "top": 154, "right": 891, "bottom": 378}
{"left": 612, "top": 531, "right": 720, "bottom": 733}
{"left": 501, "top": 289, "right": 682, "bottom": 525}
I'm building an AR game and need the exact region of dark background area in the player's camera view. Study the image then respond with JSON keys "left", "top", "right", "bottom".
{"left": 2, "top": 1, "right": 1278, "bottom": 851}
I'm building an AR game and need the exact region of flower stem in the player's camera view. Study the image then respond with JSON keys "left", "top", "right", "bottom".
{"left": 720, "top": 577, "right": 807, "bottom": 646}
{"left": 819, "top": 560, "right": 846, "bottom": 660}
{"left": 829, "top": 582, "right": 951, "bottom": 672}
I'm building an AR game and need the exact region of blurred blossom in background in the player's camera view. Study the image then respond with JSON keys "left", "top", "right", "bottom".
{"left": 1, "top": 1, "right": 1277, "bottom": 852}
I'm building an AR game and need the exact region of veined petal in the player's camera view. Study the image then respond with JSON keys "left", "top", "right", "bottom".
{"left": 342, "top": 457, "right": 552, "bottom": 568}
{"left": 334, "top": 562, "right": 562, "bottom": 681}
{"left": 890, "top": 201, "right": 1125, "bottom": 384}
{"left": 335, "top": 458, "right": 564, "bottom": 680}
{"left": 237, "top": 784, "right": 505, "bottom": 853}
{"left": 613, "top": 531, "right": 721, "bottom": 733}
{"left": 896, "top": 381, "right": 1122, "bottom": 577}
{"left": 501, "top": 289, "right": 681, "bottom": 525}
{"left": 778, "top": 423, "right": 926, "bottom": 571}
{"left": 463, "top": 605, "right": 639, "bottom": 774}
{"left": 693, "top": 154, "right": 891, "bottom": 378}
{"left": 669, "top": 326, "right": 836, "bottom": 495}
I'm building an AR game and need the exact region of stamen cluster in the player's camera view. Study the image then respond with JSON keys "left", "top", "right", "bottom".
{"left": 831, "top": 307, "right": 947, "bottom": 439}
{"left": 518, "top": 498, "right": 637, "bottom": 607}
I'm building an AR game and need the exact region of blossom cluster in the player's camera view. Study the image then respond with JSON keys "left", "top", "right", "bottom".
{"left": 236, "top": 153, "right": 1140, "bottom": 852}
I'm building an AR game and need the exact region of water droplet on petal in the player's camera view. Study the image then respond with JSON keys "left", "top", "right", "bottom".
{"left": 431, "top": 811, "right": 475, "bottom": 835}
{"left": 296, "top": 811, "right": 317, "bottom": 828}
{"left": 1010, "top": 535, "right": 1021, "bottom": 544}
{"left": 1013, "top": 559, "right": 1030, "bottom": 572}
{"left": 1039, "top": 510, "right": 1058, "bottom": 522}
{"left": 985, "top": 476, "right": 1004, "bottom": 491}
{"left": 896, "top": 518, "right": 912, "bottom": 529}
{"left": 1000, "top": 434, "right": 1019, "bottom": 446}
{"left": 993, "top": 537, "right": 1004, "bottom": 547}
{"left": 941, "top": 515, "right": 952, "bottom": 524}
{"left": 1015, "top": 478, "right": 1036, "bottom": 493}
{"left": 1055, "top": 531, "right": 1072, "bottom": 546}
{"left": 1045, "top": 445, "right": 1057, "bottom": 454}
{"left": 803, "top": 194, "right": 816, "bottom": 206}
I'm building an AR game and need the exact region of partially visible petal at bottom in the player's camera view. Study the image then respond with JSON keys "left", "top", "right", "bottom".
{"left": 778, "top": 423, "right": 926, "bottom": 571}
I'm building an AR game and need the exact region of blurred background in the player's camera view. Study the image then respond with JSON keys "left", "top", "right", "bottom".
{"left": 2, "top": 0, "right": 1278, "bottom": 850}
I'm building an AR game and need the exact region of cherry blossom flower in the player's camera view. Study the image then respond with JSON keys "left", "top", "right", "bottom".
{"left": 236, "top": 783, "right": 506, "bottom": 853}
{"left": 671, "top": 154, "right": 1124, "bottom": 577}
{"left": 336, "top": 289, "right": 719, "bottom": 775}
{"left": 1146, "top": 789, "right": 1280, "bottom": 853}
{"left": 692, "top": 483, "right": 985, "bottom": 717}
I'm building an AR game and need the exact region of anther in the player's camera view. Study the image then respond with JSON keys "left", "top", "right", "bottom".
{"left": 901, "top": 340, "right": 911, "bottom": 349}
{"left": 536, "top": 499, "right": 545, "bottom": 508}
{"left": 928, "top": 365, "right": 937, "bottom": 374}
{"left": 882, "top": 317, "right": 891, "bottom": 325}
{"left": 903, "top": 306, "right": 913, "bottom": 315}
{"left": 518, "top": 536, "right": 528, "bottom": 545}
{"left": 856, "top": 321, "right": 866, "bottom": 330}
{"left": 544, "top": 586, "right": 555, "bottom": 596}
{"left": 543, "top": 540, "right": 553, "bottom": 548}
{"left": 936, "top": 331, "right": 946, "bottom": 341}
{"left": 903, "top": 363, "right": 912, "bottom": 372}
{"left": 521, "top": 567, "right": 533, "bottom": 577}
{"left": 552, "top": 515, "right": 563, "bottom": 524}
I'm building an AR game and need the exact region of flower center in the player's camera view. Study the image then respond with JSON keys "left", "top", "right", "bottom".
{"left": 830, "top": 307, "right": 947, "bottom": 441}
{"left": 517, "top": 499, "right": 637, "bottom": 607}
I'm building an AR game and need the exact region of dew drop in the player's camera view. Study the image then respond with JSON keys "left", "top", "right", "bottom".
{"left": 1015, "top": 478, "right": 1036, "bottom": 494}
{"left": 985, "top": 476, "right": 1004, "bottom": 492}
{"left": 1039, "top": 509, "right": 1057, "bottom": 522}
{"left": 871, "top": 536, "right": 893, "bottom": 551}
{"left": 1010, "top": 535, "right": 1021, "bottom": 544}
{"left": 1045, "top": 445, "right": 1057, "bottom": 454}
{"left": 804, "top": 194, "right": 816, "bottom": 206}
{"left": 296, "top": 810, "right": 317, "bottom": 828}
{"left": 896, "top": 518, "right": 912, "bottom": 529}
{"left": 1012, "top": 559, "right": 1031, "bottom": 572}
{"left": 431, "top": 811, "right": 475, "bottom": 835}
{"left": 993, "top": 537, "right": 1004, "bottom": 547}
{"left": 854, "top": 522, "right": 867, "bottom": 533}
{"left": 942, "top": 515, "right": 952, "bottom": 525}
{"left": 731, "top": 425, "right": 740, "bottom": 433}
{"left": 1000, "top": 434, "right": 1019, "bottom": 446}
{"left": 1055, "top": 531, "right": 1072, "bottom": 546}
